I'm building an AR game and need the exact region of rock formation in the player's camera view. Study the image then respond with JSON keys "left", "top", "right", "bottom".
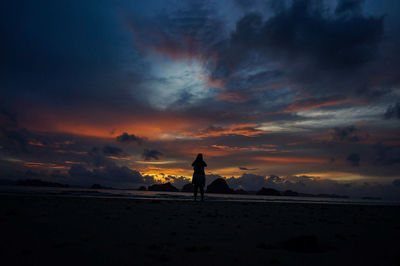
{"left": 206, "top": 178, "right": 234, "bottom": 194}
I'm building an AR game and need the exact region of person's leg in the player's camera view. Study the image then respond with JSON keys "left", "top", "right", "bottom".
{"left": 193, "top": 184, "right": 198, "bottom": 201}
{"left": 199, "top": 185, "right": 204, "bottom": 201}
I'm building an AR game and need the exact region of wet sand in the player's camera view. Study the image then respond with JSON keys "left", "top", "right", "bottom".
{"left": 0, "top": 195, "right": 399, "bottom": 266}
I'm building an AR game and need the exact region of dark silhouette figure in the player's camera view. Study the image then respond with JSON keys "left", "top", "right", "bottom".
{"left": 191, "top": 153, "right": 207, "bottom": 201}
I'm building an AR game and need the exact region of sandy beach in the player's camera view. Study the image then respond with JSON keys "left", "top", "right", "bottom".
{"left": 1, "top": 194, "right": 399, "bottom": 266}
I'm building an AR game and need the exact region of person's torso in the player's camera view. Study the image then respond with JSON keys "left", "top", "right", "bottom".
{"left": 193, "top": 163, "right": 205, "bottom": 174}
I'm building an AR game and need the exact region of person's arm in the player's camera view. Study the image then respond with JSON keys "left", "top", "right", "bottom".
{"left": 204, "top": 161, "right": 207, "bottom": 167}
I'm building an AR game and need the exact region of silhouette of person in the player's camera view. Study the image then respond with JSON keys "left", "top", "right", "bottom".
{"left": 192, "top": 153, "right": 207, "bottom": 201}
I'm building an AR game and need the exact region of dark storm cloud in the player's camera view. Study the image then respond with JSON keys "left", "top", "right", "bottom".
{"left": 1, "top": 0, "right": 400, "bottom": 199}
{"left": 127, "top": 1, "right": 225, "bottom": 61}
{"left": 0, "top": 130, "right": 29, "bottom": 154}
{"left": 86, "top": 147, "right": 115, "bottom": 168}
{"left": 347, "top": 153, "right": 361, "bottom": 166}
{"left": 331, "top": 126, "right": 361, "bottom": 142}
{"left": 0, "top": 0, "right": 143, "bottom": 110}
{"left": 0, "top": 106, "right": 18, "bottom": 129}
{"left": 373, "top": 144, "right": 400, "bottom": 165}
{"left": 384, "top": 101, "right": 400, "bottom": 119}
{"left": 335, "top": 0, "right": 364, "bottom": 15}
{"left": 116, "top": 133, "right": 144, "bottom": 144}
{"left": 235, "top": 0, "right": 254, "bottom": 9}
{"left": 142, "top": 149, "right": 163, "bottom": 161}
{"left": 102, "top": 146, "right": 127, "bottom": 157}
{"left": 68, "top": 164, "right": 143, "bottom": 186}
{"left": 0, "top": 106, "right": 28, "bottom": 153}
{"left": 210, "top": 0, "right": 392, "bottom": 100}
{"left": 68, "top": 165, "right": 93, "bottom": 178}
{"left": 221, "top": 70, "right": 284, "bottom": 93}
{"left": 230, "top": 1, "right": 383, "bottom": 69}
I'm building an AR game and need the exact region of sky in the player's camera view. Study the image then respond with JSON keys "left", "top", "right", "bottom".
{"left": 1, "top": 0, "right": 400, "bottom": 199}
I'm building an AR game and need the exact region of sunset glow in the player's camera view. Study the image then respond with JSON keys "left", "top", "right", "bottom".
{"left": 1, "top": 0, "right": 400, "bottom": 198}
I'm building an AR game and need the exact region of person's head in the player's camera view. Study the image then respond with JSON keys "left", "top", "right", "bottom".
{"left": 196, "top": 153, "right": 203, "bottom": 161}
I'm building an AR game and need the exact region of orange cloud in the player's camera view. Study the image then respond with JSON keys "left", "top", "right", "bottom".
{"left": 211, "top": 144, "right": 276, "bottom": 152}
{"left": 184, "top": 123, "right": 268, "bottom": 138}
{"left": 107, "top": 156, "right": 131, "bottom": 160}
{"left": 56, "top": 150, "right": 87, "bottom": 155}
{"left": 22, "top": 162, "right": 69, "bottom": 170}
{"left": 253, "top": 156, "right": 328, "bottom": 164}
{"left": 28, "top": 140, "right": 46, "bottom": 147}
{"left": 65, "top": 161, "right": 82, "bottom": 165}
{"left": 141, "top": 166, "right": 192, "bottom": 179}
{"left": 217, "top": 92, "right": 248, "bottom": 103}
{"left": 17, "top": 104, "right": 209, "bottom": 140}
{"left": 284, "top": 98, "right": 351, "bottom": 113}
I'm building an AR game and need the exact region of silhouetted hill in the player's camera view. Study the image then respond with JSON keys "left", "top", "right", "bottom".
{"left": 16, "top": 179, "right": 69, "bottom": 188}
{"left": 256, "top": 187, "right": 281, "bottom": 196}
{"left": 181, "top": 183, "right": 193, "bottom": 192}
{"left": 148, "top": 182, "right": 178, "bottom": 192}
{"left": 206, "top": 178, "right": 234, "bottom": 194}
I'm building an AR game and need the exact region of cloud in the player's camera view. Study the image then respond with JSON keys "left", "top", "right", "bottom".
{"left": 126, "top": 2, "right": 224, "bottom": 62}
{"left": 68, "top": 165, "right": 93, "bottom": 178}
{"left": 187, "top": 123, "right": 266, "bottom": 138}
{"left": 239, "top": 167, "right": 258, "bottom": 170}
{"left": 347, "top": 153, "right": 360, "bottom": 166}
{"left": 1, "top": 130, "right": 29, "bottom": 154}
{"left": 384, "top": 101, "right": 400, "bottom": 119}
{"left": 0, "top": 106, "right": 18, "bottom": 129}
{"left": 68, "top": 164, "right": 144, "bottom": 187}
{"left": 373, "top": 144, "right": 400, "bottom": 165}
{"left": 1, "top": 0, "right": 400, "bottom": 199}
{"left": 225, "top": 174, "right": 284, "bottom": 191}
{"left": 142, "top": 149, "right": 163, "bottom": 161}
{"left": 330, "top": 125, "right": 361, "bottom": 142}
{"left": 116, "top": 132, "right": 144, "bottom": 144}
{"left": 102, "top": 145, "right": 127, "bottom": 157}
{"left": 211, "top": 0, "right": 389, "bottom": 100}
{"left": 284, "top": 97, "right": 351, "bottom": 113}
{"left": 79, "top": 145, "right": 129, "bottom": 170}
{"left": 335, "top": 0, "right": 364, "bottom": 15}
{"left": 164, "top": 175, "right": 191, "bottom": 188}
{"left": 229, "top": 1, "right": 383, "bottom": 69}
{"left": 254, "top": 156, "right": 327, "bottom": 164}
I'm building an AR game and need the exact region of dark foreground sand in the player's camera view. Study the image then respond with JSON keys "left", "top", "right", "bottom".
{"left": 0, "top": 195, "right": 399, "bottom": 266}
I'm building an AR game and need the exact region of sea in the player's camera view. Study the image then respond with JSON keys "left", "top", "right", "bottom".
{"left": 0, "top": 185, "right": 399, "bottom": 206}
